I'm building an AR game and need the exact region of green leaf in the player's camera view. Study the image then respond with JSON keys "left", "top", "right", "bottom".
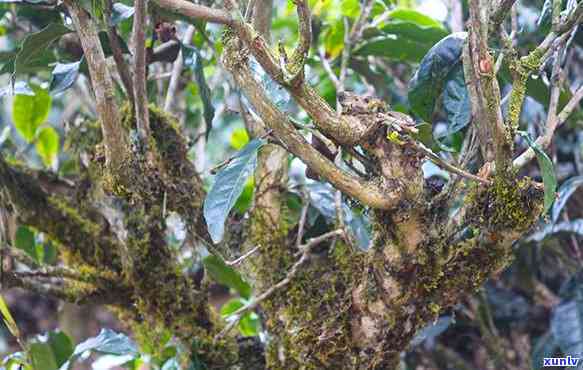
{"left": 408, "top": 32, "right": 466, "bottom": 121}
{"left": 30, "top": 342, "right": 58, "bottom": 370}
{"left": 354, "top": 35, "right": 430, "bottom": 62}
{"left": 233, "top": 178, "right": 254, "bottom": 214}
{"left": 220, "top": 298, "right": 260, "bottom": 337}
{"left": 203, "top": 138, "right": 265, "bottom": 243}
{"left": 388, "top": 8, "right": 445, "bottom": 28}
{"left": 50, "top": 59, "right": 82, "bottom": 95}
{"left": 111, "top": 3, "right": 134, "bottom": 25}
{"left": 35, "top": 126, "right": 59, "bottom": 167}
{"left": 220, "top": 298, "right": 245, "bottom": 316}
{"left": 12, "top": 84, "right": 52, "bottom": 142}
{"left": 203, "top": 255, "right": 252, "bottom": 299}
{"left": 15, "top": 225, "right": 36, "bottom": 260}
{"left": 552, "top": 176, "right": 583, "bottom": 223}
{"left": 14, "top": 23, "right": 72, "bottom": 75}
{"left": 519, "top": 132, "right": 557, "bottom": 213}
{"left": 323, "top": 18, "right": 345, "bottom": 59}
{"left": 229, "top": 128, "right": 250, "bottom": 150}
{"left": 340, "top": 0, "right": 360, "bottom": 18}
{"left": 59, "top": 329, "right": 138, "bottom": 370}
{"left": 0, "top": 295, "right": 20, "bottom": 339}
{"left": 442, "top": 65, "right": 471, "bottom": 134}
{"left": 45, "top": 331, "right": 74, "bottom": 368}
{"left": 182, "top": 44, "right": 215, "bottom": 138}
{"left": 238, "top": 312, "right": 260, "bottom": 337}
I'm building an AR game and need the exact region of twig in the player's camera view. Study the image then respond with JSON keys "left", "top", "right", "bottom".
{"left": 412, "top": 140, "right": 491, "bottom": 185}
{"left": 295, "top": 192, "right": 310, "bottom": 249}
{"left": 513, "top": 81, "right": 583, "bottom": 169}
{"left": 209, "top": 129, "right": 273, "bottom": 174}
{"left": 164, "top": 25, "right": 196, "bottom": 113}
{"left": 132, "top": 0, "right": 151, "bottom": 142}
{"left": 153, "top": 0, "right": 233, "bottom": 25}
{"left": 226, "top": 245, "right": 260, "bottom": 266}
{"left": 215, "top": 229, "right": 345, "bottom": 340}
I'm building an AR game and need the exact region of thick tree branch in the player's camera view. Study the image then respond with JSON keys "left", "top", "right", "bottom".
{"left": 223, "top": 47, "right": 402, "bottom": 209}
{"left": 156, "top": 0, "right": 370, "bottom": 146}
{"left": 467, "top": 0, "right": 509, "bottom": 170}
{"left": 152, "top": 0, "right": 233, "bottom": 25}
{"left": 63, "top": 0, "right": 129, "bottom": 170}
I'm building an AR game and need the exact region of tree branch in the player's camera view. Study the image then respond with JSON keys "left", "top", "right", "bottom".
{"left": 132, "top": 0, "right": 151, "bottom": 141}
{"left": 152, "top": 0, "right": 233, "bottom": 25}
{"left": 63, "top": 0, "right": 128, "bottom": 170}
{"left": 222, "top": 48, "right": 402, "bottom": 209}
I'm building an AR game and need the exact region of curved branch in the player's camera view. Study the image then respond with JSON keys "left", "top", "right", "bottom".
{"left": 223, "top": 49, "right": 402, "bottom": 209}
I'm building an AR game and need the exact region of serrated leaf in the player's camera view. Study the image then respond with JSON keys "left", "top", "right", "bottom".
{"left": 203, "top": 255, "right": 252, "bottom": 299}
{"left": 111, "top": 3, "right": 134, "bottom": 25}
{"left": 35, "top": 126, "right": 59, "bottom": 167}
{"left": 520, "top": 132, "right": 557, "bottom": 213}
{"left": 12, "top": 84, "right": 51, "bottom": 142}
{"left": 50, "top": 59, "right": 82, "bottom": 95}
{"left": 552, "top": 176, "right": 583, "bottom": 223}
{"left": 14, "top": 23, "right": 72, "bottom": 74}
{"left": 443, "top": 65, "right": 471, "bottom": 134}
{"left": 59, "top": 329, "right": 138, "bottom": 370}
{"left": 0, "top": 295, "right": 19, "bottom": 339}
{"left": 182, "top": 44, "right": 215, "bottom": 138}
{"left": 203, "top": 138, "right": 264, "bottom": 243}
{"left": 408, "top": 32, "right": 467, "bottom": 121}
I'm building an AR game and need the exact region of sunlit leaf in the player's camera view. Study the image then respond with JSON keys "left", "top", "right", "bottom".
{"left": 12, "top": 84, "right": 52, "bottom": 142}
{"left": 230, "top": 128, "right": 250, "bottom": 150}
{"left": 0, "top": 295, "right": 19, "bottom": 339}
{"left": 35, "top": 126, "right": 59, "bottom": 167}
